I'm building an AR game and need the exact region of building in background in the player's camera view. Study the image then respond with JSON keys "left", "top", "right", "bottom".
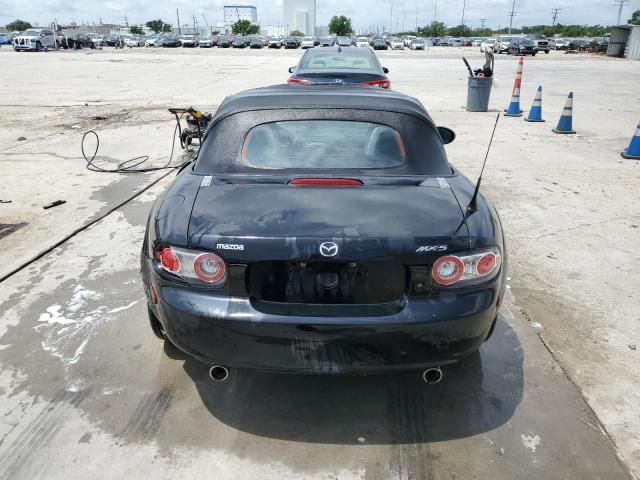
{"left": 283, "top": 0, "right": 316, "bottom": 36}
{"left": 224, "top": 5, "right": 258, "bottom": 28}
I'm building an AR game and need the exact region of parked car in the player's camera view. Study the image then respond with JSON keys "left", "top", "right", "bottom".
{"left": 320, "top": 36, "right": 335, "bottom": 47}
{"left": 268, "top": 37, "right": 283, "bottom": 48}
{"left": 199, "top": 36, "right": 213, "bottom": 48}
{"left": 567, "top": 39, "right": 589, "bottom": 51}
{"left": 549, "top": 38, "right": 568, "bottom": 50}
{"left": 0, "top": 34, "right": 10, "bottom": 45}
{"left": 389, "top": 37, "right": 404, "bottom": 50}
{"left": 451, "top": 38, "right": 463, "bottom": 47}
{"left": 218, "top": 36, "right": 231, "bottom": 48}
{"left": 403, "top": 35, "right": 417, "bottom": 47}
{"left": 161, "top": 36, "right": 182, "bottom": 48}
{"left": 371, "top": 37, "right": 388, "bottom": 50}
{"left": 13, "top": 28, "right": 56, "bottom": 51}
{"left": 284, "top": 36, "right": 299, "bottom": 49}
{"left": 356, "top": 37, "right": 370, "bottom": 48}
{"left": 90, "top": 35, "right": 105, "bottom": 47}
{"left": 232, "top": 36, "right": 249, "bottom": 48}
{"left": 337, "top": 36, "right": 354, "bottom": 47}
{"left": 288, "top": 46, "right": 390, "bottom": 88}
{"left": 301, "top": 36, "right": 315, "bottom": 49}
{"left": 527, "top": 34, "right": 550, "bottom": 54}
{"left": 145, "top": 35, "right": 161, "bottom": 47}
{"left": 141, "top": 84, "right": 506, "bottom": 379}
{"left": 124, "top": 35, "right": 145, "bottom": 47}
{"left": 507, "top": 38, "right": 538, "bottom": 56}
{"left": 494, "top": 36, "right": 514, "bottom": 54}
{"left": 480, "top": 38, "right": 496, "bottom": 52}
{"left": 438, "top": 39, "right": 451, "bottom": 46}
{"left": 410, "top": 39, "right": 425, "bottom": 50}
{"left": 250, "top": 37, "right": 264, "bottom": 49}
{"left": 471, "top": 38, "right": 483, "bottom": 47}
{"left": 180, "top": 34, "right": 199, "bottom": 47}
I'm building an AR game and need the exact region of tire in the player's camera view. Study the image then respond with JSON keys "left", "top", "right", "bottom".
{"left": 545, "top": 50, "right": 549, "bottom": 54}
{"left": 35, "top": 41, "right": 41, "bottom": 52}
{"left": 532, "top": 52, "right": 537, "bottom": 56}
{"left": 148, "top": 306, "right": 166, "bottom": 340}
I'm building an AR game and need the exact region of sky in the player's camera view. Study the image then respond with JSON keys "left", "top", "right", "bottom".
{"left": 1, "top": 0, "right": 639, "bottom": 31}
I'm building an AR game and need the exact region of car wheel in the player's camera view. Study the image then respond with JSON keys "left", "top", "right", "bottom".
{"left": 148, "top": 305, "right": 167, "bottom": 340}
{"left": 545, "top": 50, "right": 549, "bottom": 54}
{"left": 35, "top": 41, "right": 42, "bottom": 52}
{"left": 532, "top": 52, "right": 537, "bottom": 56}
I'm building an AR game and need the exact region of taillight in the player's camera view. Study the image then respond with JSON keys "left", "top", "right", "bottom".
{"left": 432, "top": 256, "right": 464, "bottom": 286}
{"left": 194, "top": 253, "right": 226, "bottom": 283}
{"left": 431, "top": 247, "right": 502, "bottom": 287}
{"left": 156, "top": 246, "right": 227, "bottom": 287}
{"left": 287, "top": 78, "right": 312, "bottom": 85}
{"left": 288, "top": 178, "right": 363, "bottom": 186}
{"left": 159, "top": 247, "right": 181, "bottom": 273}
{"left": 360, "top": 79, "right": 391, "bottom": 89}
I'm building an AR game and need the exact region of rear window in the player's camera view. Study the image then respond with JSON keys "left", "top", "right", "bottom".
{"left": 242, "top": 121, "right": 406, "bottom": 169}
{"left": 300, "top": 52, "right": 377, "bottom": 70}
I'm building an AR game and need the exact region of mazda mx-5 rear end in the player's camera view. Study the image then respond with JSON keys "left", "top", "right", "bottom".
{"left": 140, "top": 85, "right": 507, "bottom": 376}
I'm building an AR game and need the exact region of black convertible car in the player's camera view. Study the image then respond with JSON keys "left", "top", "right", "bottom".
{"left": 141, "top": 85, "right": 507, "bottom": 382}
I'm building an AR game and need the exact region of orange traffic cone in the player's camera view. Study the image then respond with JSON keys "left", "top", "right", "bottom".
{"left": 504, "top": 57, "right": 524, "bottom": 117}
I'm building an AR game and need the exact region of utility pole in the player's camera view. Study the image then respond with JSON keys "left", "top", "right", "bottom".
{"left": 403, "top": 11, "right": 406, "bottom": 32}
{"left": 551, "top": 8, "right": 563, "bottom": 26}
{"left": 192, "top": 13, "right": 197, "bottom": 33}
{"left": 461, "top": 0, "right": 467, "bottom": 26}
{"left": 508, "top": 0, "right": 517, "bottom": 34}
{"left": 176, "top": 9, "right": 181, "bottom": 34}
{"left": 433, "top": 0, "right": 438, "bottom": 22}
{"left": 480, "top": 18, "right": 487, "bottom": 29}
{"left": 124, "top": 15, "right": 129, "bottom": 28}
{"left": 614, "top": 0, "right": 629, "bottom": 25}
{"left": 202, "top": 13, "right": 209, "bottom": 32}
{"left": 390, "top": 1, "right": 394, "bottom": 34}
{"left": 416, "top": 8, "right": 419, "bottom": 30}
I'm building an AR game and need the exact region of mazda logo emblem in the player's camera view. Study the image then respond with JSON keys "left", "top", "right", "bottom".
{"left": 319, "top": 242, "right": 339, "bottom": 257}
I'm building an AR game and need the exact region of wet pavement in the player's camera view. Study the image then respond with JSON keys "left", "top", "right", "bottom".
{"left": 0, "top": 179, "right": 630, "bottom": 480}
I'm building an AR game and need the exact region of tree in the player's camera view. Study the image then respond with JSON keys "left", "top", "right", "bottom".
{"left": 418, "top": 21, "right": 446, "bottom": 37}
{"left": 211, "top": 30, "right": 220, "bottom": 35}
{"left": 6, "top": 19, "right": 32, "bottom": 31}
{"left": 329, "top": 15, "right": 353, "bottom": 36}
{"left": 290, "top": 30, "right": 305, "bottom": 36}
{"left": 628, "top": 10, "right": 640, "bottom": 25}
{"left": 232, "top": 19, "right": 260, "bottom": 35}
{"left": 146, "top": 19, "right": 171, "bottom": 34}
{"left": 447, "top": 24, "right": 472, "bottom": 37}
{"left": 130, "top": 26, "right": 144, "bottom": 35}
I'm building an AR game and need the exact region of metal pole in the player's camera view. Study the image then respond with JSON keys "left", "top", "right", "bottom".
{"left": 508, "top": 0, "right": 516, "bottom": 34}
{"left": 177, "top": 9, "right": 181, "bottom": 35}
{"left": 461, "top": 0, "right": 466, "bottom": 26}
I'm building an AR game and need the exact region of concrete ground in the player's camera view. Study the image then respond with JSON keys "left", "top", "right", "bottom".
{"left": 0, "top": 46, "right": 638, "bottom": 479}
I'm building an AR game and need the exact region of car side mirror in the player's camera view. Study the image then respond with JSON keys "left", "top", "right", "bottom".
{"left": 288, "top": 66, "right": 295, "bottom": 73}
{"left": 437, "top": 127, "right": 456, "bottom": 144}
{"left": 382, "top": 67, "right": 389, "bottom": 74}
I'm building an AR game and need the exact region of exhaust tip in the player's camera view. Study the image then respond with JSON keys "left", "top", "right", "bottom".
{"left": 209, "top": 365, "right": 229, "bottom": 382}
{"left": 422, "top": 367, "right": 443, "bottom": 384}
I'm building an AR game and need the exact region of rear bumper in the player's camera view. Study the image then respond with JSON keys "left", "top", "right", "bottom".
{"left": 144, "top": 259, "right": 504, "bottom": 373}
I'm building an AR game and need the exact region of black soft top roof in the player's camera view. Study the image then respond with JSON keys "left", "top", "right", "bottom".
{"left": 211, "top": 85, "right": 436, "bottom": 128}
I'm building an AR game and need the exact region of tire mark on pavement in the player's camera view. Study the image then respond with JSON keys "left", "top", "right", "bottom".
{"left": 0, "top": 388, "right": 88, "bottom": 479}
